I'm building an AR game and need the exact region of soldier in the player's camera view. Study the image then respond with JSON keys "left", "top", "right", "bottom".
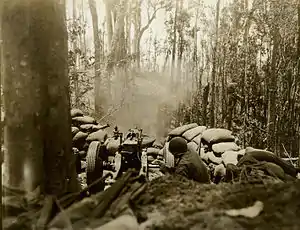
{"left": 160, "top": 137, "right": 210, "bottom": 183}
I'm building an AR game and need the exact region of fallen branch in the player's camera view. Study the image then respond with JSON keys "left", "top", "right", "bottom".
{"left": 281, "top": 144, "right": 293, "bottom": 165}
{"left": 35, "top": 196, "right": 54, "bottom": 230}
{"left": 91, "top": 169, "right": 135, "bottom": 218}
{"left": 59, "top": 172, "right": 113, "bottom": 209}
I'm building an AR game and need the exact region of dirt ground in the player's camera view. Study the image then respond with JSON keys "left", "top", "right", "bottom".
{"left": 131, "top": 174, "right": 300, "bottom": 230}
{"left": 3, "top": 170, "right": 300, "bottom": 230}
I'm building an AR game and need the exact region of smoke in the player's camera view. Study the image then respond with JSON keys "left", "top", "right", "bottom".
{"left": 106, "top": 69, "right": 192, "bottom": 138}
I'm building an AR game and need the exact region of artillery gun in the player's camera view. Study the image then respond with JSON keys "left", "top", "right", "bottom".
{"left": 85, "top": 126, "right": 155, "bottom": 193}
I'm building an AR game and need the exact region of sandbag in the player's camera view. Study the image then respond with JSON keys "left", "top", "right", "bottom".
{"left": 92, "top": 124, "right": 109, "bottom": 131}
{"left": 192, "top": 134, "right": 202, "bottom": 146}
{"left": 80, "top": 124, "right": 94, "bottom": 133}
{"left": 86, "top": 130, "right": 108, "bottom": 143}
{"left": 147, "top": 155, "right": 156, "bottom": 162}
{"left": 72, "top": 127, "right": 80, "bottom": 136}
{"left": 72, "top": 116, "right": 96, "bottom": 126}
{"left": 201, "top": 128, "right": 235, "bottom": 145}
{"left": 244, "top": 148, "right": 298, "bottom": 177}
{"left": 214, "top": 164, "right": 226, "bottom": 177}
{"left": 73, "top": 131, "right": 88, "bottom": 142}
{"left": 222, "top": 150, "right": 239, "bottom": 166}
{"left": 141, "top": 136, "right": 156, "bottom": 148}
{"left": 71, "top": 108, "right": 84, "bottom": 118}
{"left": 106, "top": 137, "right": 121, "bottom": 155}
{"left": 153, "top": 139, "right": 164, "bottom": 149}
{"left": 146, "top": 147, "right": 160, "bottom": 156}
{"left": 206, "top": 151, "right": 223, "bottom": 165}
{"left": 187, "top": 141, "right": 198, "bottom": 154}
{"left": 182, "top": 126, "right": 207, "bottom": 141}
{"left": 212, "top": 142, "right": 240, "bottom": 154}
{"left": 158, "top": 149, "right": 164, "bottom": 156}
{"left": 72, "top": 131, "right": 88, "bottom": 149}
{"left": 168, "top": 123, "right": 198, "bottom": 137}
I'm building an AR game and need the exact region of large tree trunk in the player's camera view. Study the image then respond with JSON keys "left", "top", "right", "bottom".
{"left": 0, "top": 3, "right": 3, "bottom": 226}
{"left": 297, "top": 0, "right": 300, "bottom": 167}
{"left": 89, "top": 0, "right": 105, "bottom": 117}
{"left": 2, "top": 0, "right": 79, "bottom": 194}
{"left": 210, "top": 0, "right": 221, "bottom": 128}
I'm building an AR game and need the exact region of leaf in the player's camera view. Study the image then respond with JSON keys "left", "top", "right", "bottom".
{"left": 224, "top": 201, "right": 264, "bottom": 218}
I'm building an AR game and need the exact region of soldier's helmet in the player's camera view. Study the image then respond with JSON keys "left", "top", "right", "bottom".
{"left": 168, "top": 137, "right": 188, "bottom": 157}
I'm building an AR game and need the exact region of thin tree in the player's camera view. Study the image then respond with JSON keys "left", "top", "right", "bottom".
{"left": 88, "top": 0, "right": 104, "bottom": 117}
{"left": 210, "top": 0, "right": 221, "bottom": 128}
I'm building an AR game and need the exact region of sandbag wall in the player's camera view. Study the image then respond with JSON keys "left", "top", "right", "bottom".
{"left": 163, "top": 123, "right": 246, "bottom": 182}
{"left": 71, "top": 108, "right": 109, "bottom": 173}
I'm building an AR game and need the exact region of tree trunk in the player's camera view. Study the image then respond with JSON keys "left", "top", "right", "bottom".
{"left": 210, "top": 0, "right": 221, "bottom": 128}
{"left": 104, "top": 0, "right": 113, "bottom": 50}
{"left": 202, "top": 84, "right": 210, "bottom": 126}
{"left": 267, "top": 2, "right": 279, "bottom": 153}
{"left": 176, "top": 0, "right": 184, "bottom": 89}
{"left": 171, "top": 0, "right": 179, "bottom": 89}
{"left": 297, "top": 1, "right": 300, "bottom": 166}
{"left": 0, "top": 2, "right": 3, "bottom": 226}
{"left": 2, "top": 0, "right": 79, "bottom": 194}
{"left": 89, "top": 0, "right": 105, "bottom": 117}
{"left": 73, "top": 0, "right": 80, "bottom": 108}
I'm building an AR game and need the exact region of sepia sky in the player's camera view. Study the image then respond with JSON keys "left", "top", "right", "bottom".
{"left": 66, "top": 0, "right": 233, "bottom": 67}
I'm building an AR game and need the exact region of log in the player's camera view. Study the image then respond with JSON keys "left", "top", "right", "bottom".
{"left": 182, "top": 126, "right": 206, "bottom": 141}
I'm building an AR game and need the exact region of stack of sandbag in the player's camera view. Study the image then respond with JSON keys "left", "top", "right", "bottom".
{"left": 199, "top": 128, "right": 245, "bottom": 180}
{"left": 146, "top": 139, "right": 165, "bottom": 164}
{"left": 71, "top": 108, "right": 109, "bottom": 161}
{"left": 163, "top": 123, "right": 207, "bottom": 167}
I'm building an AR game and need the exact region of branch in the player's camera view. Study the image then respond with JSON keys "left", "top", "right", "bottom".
{"left": 138, "top": 7, "right": 162, "bottom": 40}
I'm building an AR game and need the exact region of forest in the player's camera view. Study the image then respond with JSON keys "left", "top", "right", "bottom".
{"left": 64, "top": 0, "right": 300, "bottom": 157}
{"left": 1, "top": 0, "right": 300, "bottom": 229}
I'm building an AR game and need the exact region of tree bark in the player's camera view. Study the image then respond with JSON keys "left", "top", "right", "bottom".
{"left": 210, "top": 0, "right": 221, "bottom": 128}
{"left": 171, "top": 0, "right": 179, "bottom": 90}
{"left": 89, "top": 0, "right": 105, "bottom": 117}
{"left": 104, "top": 0, "right": 114, "bottom": 50}
{"left": 2, "top": 0, "right": 79, "bottom": 194}
{"left": 267, "top": 3, "right": 279, "bottom": 153}
{"left": 297, "top": 1, "right": 300, "bottom": 166}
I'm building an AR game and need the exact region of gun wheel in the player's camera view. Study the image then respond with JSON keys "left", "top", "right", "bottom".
{"left": 86, "top": 141, "right": 104, "bottom": 193}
